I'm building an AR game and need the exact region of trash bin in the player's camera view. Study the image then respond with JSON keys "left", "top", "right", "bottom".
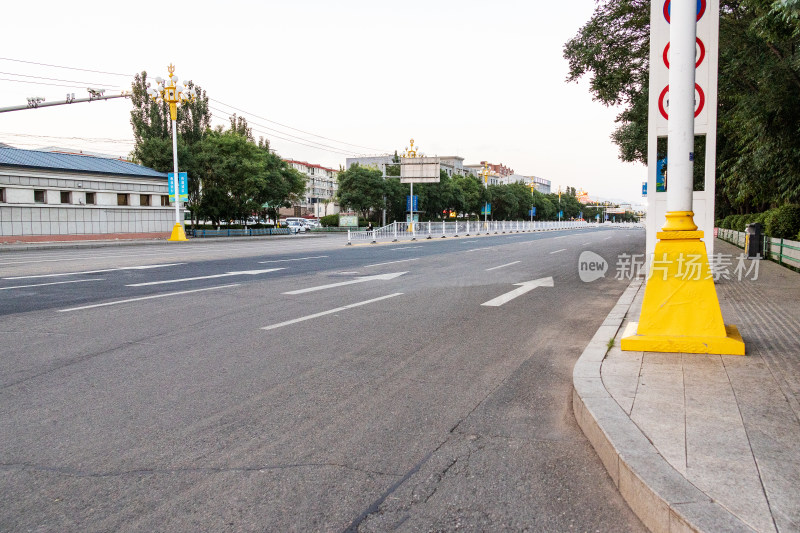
{"left": 744, "top": 223, "right": 763, "bottom": 259}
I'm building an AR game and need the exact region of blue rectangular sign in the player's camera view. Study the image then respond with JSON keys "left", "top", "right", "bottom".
{"left": 406, "top": 195, "right": 418, "bottom": 212}
{"left": 528, "top": 207, "right": 537, "bottom": 217}
{"left": 168, "top": 172, "right": 188, "bottom": 202}
{"left": 642, "top": 181, "right": 648, "bottom": 196}
{"left": 481, "top": 203, "right": 491, "bottom": 215}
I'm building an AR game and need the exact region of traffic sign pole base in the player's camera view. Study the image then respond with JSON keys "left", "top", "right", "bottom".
{"left": 621, "top": 322, "right": 744, "bottom": 355}
{"left": 621, "top": 219, "right": 745, "bottom": 356}
{"left": 168, "top": 222, "right": 188, "bottom": 242}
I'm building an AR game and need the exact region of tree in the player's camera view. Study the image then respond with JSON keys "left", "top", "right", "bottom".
{"left": 337, "top": 164, "right": 386, "bottom": 219}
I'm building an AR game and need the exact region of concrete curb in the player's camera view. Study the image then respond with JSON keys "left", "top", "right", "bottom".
{"left": 572, "top": 278, "right": 755, "bottom": 533}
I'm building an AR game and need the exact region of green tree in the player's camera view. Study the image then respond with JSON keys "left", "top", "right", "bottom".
{"left": 337, "top": 164, "right": 386, "bottom": 219}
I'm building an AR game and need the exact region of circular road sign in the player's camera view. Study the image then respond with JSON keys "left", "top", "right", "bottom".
{"left": 663, "top": 0, "right": 706, "bottom": 23}
{"left": 658, "top": 83, "right": 705, "bottom": 120}
{"left": 663, "top": 38, "right": 706, "bottom": 68}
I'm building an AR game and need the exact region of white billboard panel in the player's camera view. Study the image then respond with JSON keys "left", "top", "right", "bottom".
{"left": 400, "top": 157, "right": 441, "bottom": 183}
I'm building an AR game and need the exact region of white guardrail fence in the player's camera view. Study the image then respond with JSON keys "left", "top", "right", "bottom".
{"left": 346, "top": 220, "right": 639, "bottom": 244}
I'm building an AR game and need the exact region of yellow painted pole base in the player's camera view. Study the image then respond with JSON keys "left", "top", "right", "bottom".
{"left": 620, "top": 322, "right": 745, "bottom": 355}
{"left": 168, "top": 222, "right": 188, "bottom": 242}
{"left": 621, "top": 218, "right": 745, "bottom": 356}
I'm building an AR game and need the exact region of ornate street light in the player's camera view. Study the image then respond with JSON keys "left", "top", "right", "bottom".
{"left": 148, "top": 64, "right": 198, "bottom": 241}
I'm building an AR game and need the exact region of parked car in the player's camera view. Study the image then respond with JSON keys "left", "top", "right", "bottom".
{"left": 284, "top": 219, "right": 307, "bottom": 234}
{"left": 304, "top": 218, "right": 321, "bottom": 229}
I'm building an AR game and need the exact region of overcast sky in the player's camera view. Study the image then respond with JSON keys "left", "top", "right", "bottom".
{"left": 0, "top": 0, "right": 647, "bottom": 206}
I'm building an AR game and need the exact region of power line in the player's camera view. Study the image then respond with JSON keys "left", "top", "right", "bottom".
{"left": 0, "top": 57, "right": 132, "bottom": 77}
{"left": 208, "top": 112, "right": 362, "bottom": 158}
{"left": 0, "top": 71, "right": 121, "bottom": 88}
{"left": 209, "top": 106, "right": 365, "bottom": 156}
{"left": 209, "top": 97, "right": 388, "bottom": 153}
{"left": 0, "top": 77, "right": 126, "bottom": 90}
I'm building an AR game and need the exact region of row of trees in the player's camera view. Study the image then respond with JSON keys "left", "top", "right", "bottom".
{"left": 129, "top": 73, "right": 306, "bottom": 226}
{"left": 563, "top": 0, "right": 800, "bottom": 216}
{"left": 336, "top": 163, "right": 631, "bottom": 222}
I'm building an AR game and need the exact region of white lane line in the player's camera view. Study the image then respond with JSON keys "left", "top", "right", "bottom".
{"left": 581, "top": 242, "right": 590, "bottom": 246}
{"left": 58, "top": 284, "right": 240, "bottom": 313}
{"left": 390, "top": 246, "right": 423, "bottom": 251}
{"left": 364, "top": 258, "right": 418, "bottom": 268}
{"left": 485, "top": 261, "right": 521, "bottom": 272}
{"left": 0, "top": 278, "right": 105, "bottom": 291}
{"left": 258, "top": 255, "right": 328, "bottom": 264}
{"left": 554, "top": 236, "right": 568, "bottom": 239}
{"left": 481, "top": 277, "right": 554, "bottom": 307}
{"left": 461, "top": 240, "right": 479, "bottom": 243}
{"left": 550, "top": 249, "right": 567, "bottom": 254}
{"left": 604, "top": 236, "right": 612, "bottom": 240}
{"left": 262, "top": 293, "right": 403, "bottom": 331}
{"left": 339, "top": 271, "right": 359, "bottom": 274}
{"left": 126, "top": 268, "right": 284, "bottom": 287}
{"left": 465, "top": 247, "right": 491, "bottom": 252}
{"left": 3, "top": 263, "right": 186, "bottom": 280}
{"left": 283, "top": 272, "right": 406, "bottom": 295}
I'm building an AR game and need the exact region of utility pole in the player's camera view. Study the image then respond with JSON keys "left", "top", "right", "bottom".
{"left": 0, "top": 90, "right": 130, "bottom": 114}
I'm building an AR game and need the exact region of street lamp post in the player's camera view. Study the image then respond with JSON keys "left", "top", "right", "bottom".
{"left": 147, "top": 64, "right": 198, "bottom": 242}
{"left": 481, "top": 163, "right": 489, "bottom": 231}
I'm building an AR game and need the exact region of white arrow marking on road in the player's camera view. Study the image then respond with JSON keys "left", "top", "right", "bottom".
{"left": 480, "top": 276, "right": 554, "bottom": 307}
{"left": 283, "top": 272, "right": 407, "bottom": 295}
{"left": 126, "top": 268, "right": 284, "bottom": 287}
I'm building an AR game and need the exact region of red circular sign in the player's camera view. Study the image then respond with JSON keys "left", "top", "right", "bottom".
{"left": 658, "top": 84, "right": 705, "bottom": 120}
{"left": 663, "top": 38, "right": 706, "bottom": 68}
{"left": 663, "top": 0, "right": 707, "bottom": 23}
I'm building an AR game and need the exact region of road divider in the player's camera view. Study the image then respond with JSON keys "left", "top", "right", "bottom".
{"left": 283, "top": 272, "right": 407, "bottom": 295}
{"left": 126, "top": 268, "right": 283, "bottom": 287}
{"left": 481, "top": 276, "right": 554, "bottom": 307}
{"left": 262, "top": 293, "right": 403, "bottom": 330}
{"left": 58, "top": 284, "right": 240, "bottom": 312}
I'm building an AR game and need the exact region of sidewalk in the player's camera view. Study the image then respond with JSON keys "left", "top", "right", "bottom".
{"left": 574, "top": 239, "right": 800, "bottom": 533}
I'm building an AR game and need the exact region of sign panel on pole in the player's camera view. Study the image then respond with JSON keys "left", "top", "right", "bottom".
{"left": 529, "top": 207, "right": 537, "bottom": 217}
{"left": 406, "top": 195, "right": 419, "bottom": 212}
{"left": 168, "top": 172, "right": 189, "bottom": 202}
{"left": 481, "top": 203, "right": 491, "bottom": 215}
{"left": 400, "top": 157, "right": 441, "bottom": 183}
{"left": 338, "top": 215, "right": 358, "bottom": 227}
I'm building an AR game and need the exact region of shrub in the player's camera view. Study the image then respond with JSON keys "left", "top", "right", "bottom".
{"left": 765, "top": 204, "right": 800, "bottom": 239}
{"left": 721, "top": 215, "right": 735, "bottom": 229}
{"left": 320, "top": 214, "right": 339, "bottom": 227}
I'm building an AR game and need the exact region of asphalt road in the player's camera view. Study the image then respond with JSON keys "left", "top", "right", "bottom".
{"left": 0, "top": 227, "right": 647, "bottom": 532}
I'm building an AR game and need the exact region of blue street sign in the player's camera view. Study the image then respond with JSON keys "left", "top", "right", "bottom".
{"left": 481, "top": 203, "right": 491, "bottom": 215}
{"left": 168, "top": 172, "right": 189, "bottom": 201}
{"left": 406, "top": 195, "right": 418, "bottom": 212}
{"left": 528, "top": 207, "right": 537, "bottom": 217}
{"left": 579, "top": 211, "right": 583, "bottom": 220}
{"left": 558, "top": 210, "right": 563, "bottom": 219}
{"left": 656, "top": 158, "right": 667, "bottom": 192}
{"left": 642, "top": 181, "right": 648, "bottom": 196}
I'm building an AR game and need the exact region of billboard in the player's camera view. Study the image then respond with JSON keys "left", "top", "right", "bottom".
{"left": 400, "top": 157, "right": 440, "bottom": 183}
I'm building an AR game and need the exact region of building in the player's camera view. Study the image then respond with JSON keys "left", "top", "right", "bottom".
{"left": 438, "top": 156, "right": 466, "bottom": 177}
{"left": 345, "top": 155, "right": 395, "bottom": 171}
{"left": 0, "top": 147, "right": 173, "bottom": 240}
{"left": 284, "top": 159, "right": 339, "bottom": 218}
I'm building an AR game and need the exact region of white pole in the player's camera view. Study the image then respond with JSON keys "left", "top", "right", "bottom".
{"left": 667, "top": 0, "right": 697, "bottom": 215}
{"left": 171, "top": 118, "right": 180, "bottom": 224}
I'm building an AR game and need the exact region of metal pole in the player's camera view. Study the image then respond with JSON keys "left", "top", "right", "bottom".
{"left": 171, "top": 118, "right": 180, "bottom": 224}
{"left": 0, "top": 93, "right": 129, "bottom": 114}
{"left": 666, "top": 0, "right": 698, "bottom": 221}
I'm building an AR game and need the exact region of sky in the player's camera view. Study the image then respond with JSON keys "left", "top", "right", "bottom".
{"left": 0, "top": 0, "right": 647, "bottom": 207}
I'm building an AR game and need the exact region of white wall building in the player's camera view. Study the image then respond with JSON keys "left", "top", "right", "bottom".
{"left": 0, "top": 147, "right": 174, "bottom": 240}
{"left": 285, "top": 159, "right": 340, "bottom": 217}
